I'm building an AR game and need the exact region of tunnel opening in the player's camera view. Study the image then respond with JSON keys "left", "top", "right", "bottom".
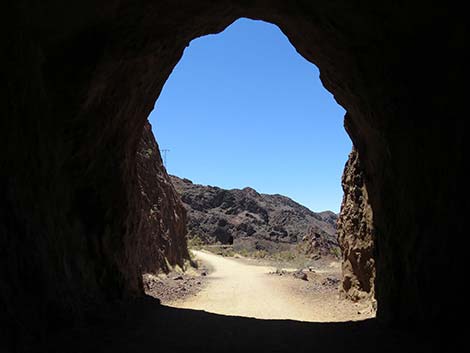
{"left": 1, "top": 2, "right": 464, "bottom": 352}
{"left": 142, "top": 18, "right": 376, "bottom": 322}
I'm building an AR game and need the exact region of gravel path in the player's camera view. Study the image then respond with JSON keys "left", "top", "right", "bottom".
{"left": 167, "top": 250, "right": 374, "bottom": 322}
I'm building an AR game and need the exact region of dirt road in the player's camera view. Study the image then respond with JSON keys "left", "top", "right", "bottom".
{"left": 168, "top": 250, "right": 373, "bottom": 322}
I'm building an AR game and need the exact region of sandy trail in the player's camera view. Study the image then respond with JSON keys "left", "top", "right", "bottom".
{"left": 168, "top": 250, "right": 368, "bottom": 322}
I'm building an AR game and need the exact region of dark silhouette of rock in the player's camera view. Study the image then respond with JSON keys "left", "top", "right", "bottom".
{"left": 170, "top": 175, "right": 339, "bottom": 257}
{"left": 337, "top": 148, "right": 375, "bottom": 301}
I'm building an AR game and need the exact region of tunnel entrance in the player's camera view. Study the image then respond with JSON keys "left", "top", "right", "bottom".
{"left": 143, "top": 18, "right": 375, "bottom": 322}
{"left": 2, "top": 2, "right": 462, "bottom": 350}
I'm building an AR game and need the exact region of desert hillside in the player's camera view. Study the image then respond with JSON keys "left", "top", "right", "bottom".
{"left": 170, "top": 175, "right": 340, "bottom": 258}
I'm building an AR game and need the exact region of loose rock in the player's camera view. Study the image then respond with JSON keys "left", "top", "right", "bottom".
{"left": 293, "top": 270, "right": 308, "bottom": 281}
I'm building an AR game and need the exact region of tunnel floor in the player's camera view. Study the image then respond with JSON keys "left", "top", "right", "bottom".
{"left": 40, "top": 296, "right": 439, "bottom": 353}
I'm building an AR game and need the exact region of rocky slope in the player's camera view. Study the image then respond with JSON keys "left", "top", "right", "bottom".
{"left": 337, "top": 148, "right": 375, "bottom": 301}
{"left": 136, "top": 122, "right": 189, "bottom": 273}
{"left": 170, "top": 176, "right": 339, "bottom": 257}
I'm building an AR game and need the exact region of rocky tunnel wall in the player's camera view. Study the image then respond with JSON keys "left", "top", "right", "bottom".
{"left": 136, "top": 121, "right": 189, "bottom": 273}
{"left": 1, "top": 0, "right": 464, "bottom": 347}
{"left": 337, "top": 147, "right": 375, "bottom": 302}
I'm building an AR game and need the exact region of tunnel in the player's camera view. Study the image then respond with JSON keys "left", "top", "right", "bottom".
{"left": 0, "top": 1, "right": 464, "bottom": 352}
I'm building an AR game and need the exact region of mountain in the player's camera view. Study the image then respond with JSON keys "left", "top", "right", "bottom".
{"left": 170, "top": 175, "right": 339, "bottom": 257}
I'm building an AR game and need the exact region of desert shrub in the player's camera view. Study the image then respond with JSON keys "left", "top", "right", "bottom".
{"left": 187, "top": 236, "right": 204, "bottom": 249}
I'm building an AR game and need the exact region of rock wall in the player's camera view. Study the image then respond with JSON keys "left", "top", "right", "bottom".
{"left": 337, "top": 148, "right": 375, "bottom": 301}
{"left": 136, "top": 122, "right": 189, "bottom": 273}
{"left": 0, "top": 1, "right": 465, "bottom": 349}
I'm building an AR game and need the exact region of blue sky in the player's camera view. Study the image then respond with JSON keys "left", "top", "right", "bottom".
{"left": 149, "top": 18, "right": 351, "bottom": 213}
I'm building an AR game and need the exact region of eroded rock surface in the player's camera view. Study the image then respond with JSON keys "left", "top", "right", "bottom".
{"left": 136, "top": 122, "right": 189, "bottom": 273}
{"left": 171, "top": 175, "right": 338, "bottom": 257}
{"left": 337, "top": 148, "right": 375, "bottom": 301}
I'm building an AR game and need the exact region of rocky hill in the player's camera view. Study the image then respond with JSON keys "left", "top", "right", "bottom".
{"left": 170, "top": 176, "right": 339, "bottom": 257}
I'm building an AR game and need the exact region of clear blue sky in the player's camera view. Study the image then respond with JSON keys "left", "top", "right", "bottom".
{"left": 149, "top": 18, "right": 351, "bottom": 213}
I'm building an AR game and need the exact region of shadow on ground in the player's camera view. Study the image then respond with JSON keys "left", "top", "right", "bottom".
{"left": 43, "top": 296, "right": 437, "bottom": 353}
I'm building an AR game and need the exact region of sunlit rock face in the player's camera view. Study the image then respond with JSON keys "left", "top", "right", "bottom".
{"left": 337, "top": 148, "right": 375, "bottom": 302}
{"left": 170, "top": 174, "right": 339, "bottom": 256}
{"left": 136, "top": 121, "right": 189, "bottom": 274}
{"left": 0, "top": 0, "right": 464, "bottom": 348}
